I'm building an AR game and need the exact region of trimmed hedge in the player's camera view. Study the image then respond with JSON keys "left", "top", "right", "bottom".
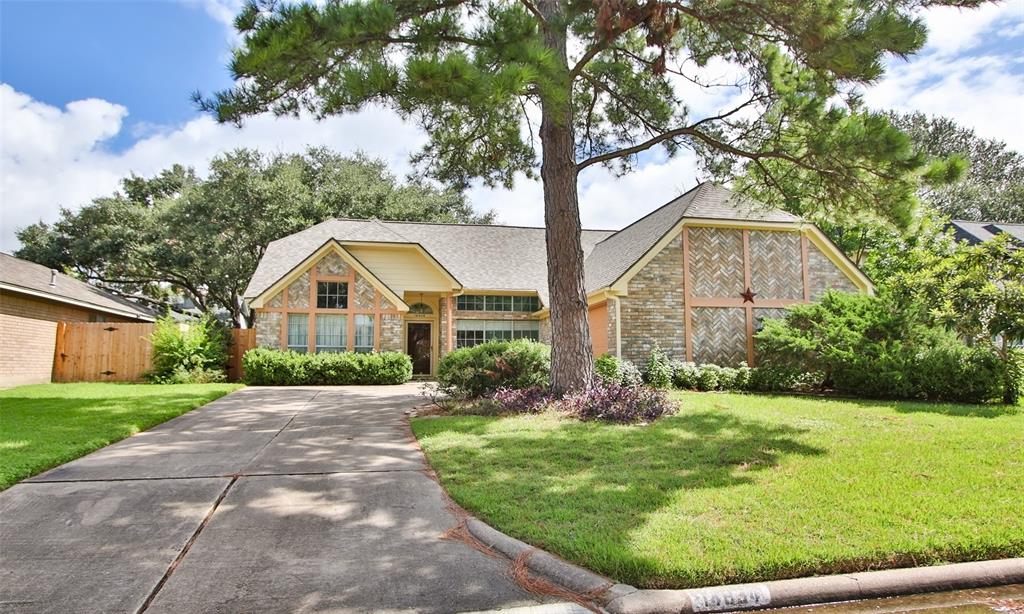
{"left": 437, "top": 340, "right": 550, "bottom": 397}
{"left": 242, "top": 348, "right": 412, "bottom": 385}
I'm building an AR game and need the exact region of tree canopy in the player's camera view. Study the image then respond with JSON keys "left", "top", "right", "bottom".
{"left": 888, "top": 111, "right": 1024, "bottom": 223}
{"left": 16, "top": 148, "right": 490, "bottom": 327}
{"left": 200, "top": 0, "right": 992, "bottom": 392}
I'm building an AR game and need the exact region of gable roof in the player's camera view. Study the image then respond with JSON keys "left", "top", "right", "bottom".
{"left": 584, "top": 182, "right": 801, "bottom": 290}
{"left": 246, "top": 182, "right": 856, "bottom": 307}
{"left": 948, "top": 220, "right": 1024, "bottom": 245}
{"left": 0, "top": 252, "right": 157, "bottom": 321}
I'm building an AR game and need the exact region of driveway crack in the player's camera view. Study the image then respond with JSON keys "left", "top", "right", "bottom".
{"left": 136, "top": 475, "right": 238, "bottom": 613}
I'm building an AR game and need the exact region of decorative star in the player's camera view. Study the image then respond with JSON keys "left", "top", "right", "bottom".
{"left": 740, "top": 287, "right": 757, "bottom": 303}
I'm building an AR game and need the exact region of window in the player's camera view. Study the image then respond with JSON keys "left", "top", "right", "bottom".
{"left": 456, "top": 294, "right": 539, "bottom": 312}
{"left": 317, "top": 281, "right": 348, "bottom": 309}
{"left": 287, "top": 314, "right": 309, "bottom": 352}
{"left": 354, "top": 314, "right": 374, "bottom": 353}
{"left": 455, "top": 320, "right": 540, "bottom": 348}
{"left": 315, "top": 314, "right": 347, "bottom": 353}
{"left": 456, "top": 295, "right": 485, "bottom": 310}
{"left": 409, "top": 302, "right": 433, "bottom": 314}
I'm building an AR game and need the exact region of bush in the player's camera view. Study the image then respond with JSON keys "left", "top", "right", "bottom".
{"left": 755, "top": 291, "right": 1006, "bottom": 403}
{"left": 1004, "top": 349, "right": 1024, "bottom": 405}
{"left": 620, "top": 360, "right": 644, "bottom": 387}
{"left": 242, "top": 348, "right": 412, "bottom": 385}
{"left": 642, "top": 345, "right": 673, "bottom": 389}
{"left": 491, "top": 386, "right": 554, "bottom": 413}
{"left": 437, "top": 340, "right": 550, "bottom": 397}
{"left": 594, "top": 353, "right": 622, "bottom": 385}
{"left": 670, "top": 361, "right": 698, "bottom": 389}
{"left": 558, "top": 381, "right": 678, "bottom": 423}
{"left": 147, "top": 314, "right": 228, "bottom": 384}
{"left": 694, "top": 364, "right": 720, "bottom": 391}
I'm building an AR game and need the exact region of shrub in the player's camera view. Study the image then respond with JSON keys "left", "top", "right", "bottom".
{"left": 436, "top": 340, "right": 550, "bottom": 397}
{"left": 147, "top": 314, "right": 228, "bottom": 384}
{"left": 594, "top": 353, "right": 622, "bottom": 385}
{"left": 694, "top": 364, "right": 721, "bottom": 391}
{"left": 671, "top": 361, "right": 699, "bottom": 389}
{"left": 643, "top": 345, "right": 673, "bottom": 389}
{"left": 558, "top": 381, "right": 678, "bottom": 423}
{"left": 619, "top": 360, "right": 644, "bottom": 387}
{"left": 242, "top": 348, "right": 412, "bottom": 385}
{"left": 491, "top": 386, "right": 554, "bottom": 413}
{"left": 1004, "top": 349, "right": 1024, "bottom": 405}
{"left": 755, "top": 291, "right": 1006, "bottom": 403}
{"left": 911, "top": 342, "right": 1004, "bottom": 404}
{"left": 747, "top": 365, "right": 803, "bottom": 392}
{"left": 733, "top": 364, "right": 753, "bottom": 390}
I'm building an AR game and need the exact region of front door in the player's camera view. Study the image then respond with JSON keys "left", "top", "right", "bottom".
{"left": 407, "top": 323, "right": 432, "bottom": 375}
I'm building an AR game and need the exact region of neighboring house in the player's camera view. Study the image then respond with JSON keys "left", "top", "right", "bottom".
{"left": 244, "top": 182, "right": 871, "bottom": 375}
{"left": 947, "top": 220, "right": 1024, "bottom": 246}
{"left": 0, "top": 253, "right": 156, "bottom": 387}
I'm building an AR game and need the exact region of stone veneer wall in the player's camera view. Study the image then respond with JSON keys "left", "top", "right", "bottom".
{"left": 255, "top": 311, "right": 282, "bottom": 349}
{"left": 808, "top": 243, "right": 858, "bottom": 299}
{"left": 619, "top": 234, "right": 685, "bottom": 363}
{"left": 380, "top": 313, "right": 403, "bottom": 352}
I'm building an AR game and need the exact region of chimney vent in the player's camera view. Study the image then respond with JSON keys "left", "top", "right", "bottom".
{"left": 49, "top": 269, "right": 58, "bottom": 287}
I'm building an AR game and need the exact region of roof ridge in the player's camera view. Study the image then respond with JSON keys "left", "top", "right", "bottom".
{"left": 594, "top": 181, "right": 706, "bottom": 246}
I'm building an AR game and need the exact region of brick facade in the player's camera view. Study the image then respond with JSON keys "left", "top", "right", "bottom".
{"left": 380, "top": 313, "right": 403, "bottom": 352}
{"left": 620, "top": 235, "right": 686, "bottom": 363}
{"left": 0, "top": 291, "right": 141, "bottom": 387}
{"left": 609, "top": 227, "right": 861, "bottom": 366}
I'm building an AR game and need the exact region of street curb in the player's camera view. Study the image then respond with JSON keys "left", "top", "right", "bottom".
{"left": 603, "top": 558, "right": 1024, "bottom": 614}
{"left": 465, "top": 515, "right": 1023, "bottom": 613}
{"left": 466, "top": 518, "right": 625, "bottom": 598}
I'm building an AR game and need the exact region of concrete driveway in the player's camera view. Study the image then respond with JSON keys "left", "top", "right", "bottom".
{"left": 0, "top": 386, "right": 546, "bottom": 613}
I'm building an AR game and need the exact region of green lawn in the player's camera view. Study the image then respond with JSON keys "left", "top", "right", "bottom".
{"left": 0, "top": 382, "right": 241, "bottom": 489}
{"left": 412, "top": 392, "right": 1024, "bottom": 589}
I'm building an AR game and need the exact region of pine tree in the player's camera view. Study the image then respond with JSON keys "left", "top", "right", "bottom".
{"left": 199, "top": 0, "right": 991, "bottom": 393}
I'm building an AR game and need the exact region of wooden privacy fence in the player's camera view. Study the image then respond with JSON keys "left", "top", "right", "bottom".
{"left": 52, "top": 322, "right": 256, "bottom": 383}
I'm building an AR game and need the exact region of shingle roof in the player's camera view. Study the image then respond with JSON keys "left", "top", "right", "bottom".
{"left": 948, "top": 220, "right": 1024, "bottom": 245}
{"left": 0, "top": 252, "right": 157, "bottom": 320}
{"left": 245, "top": 182, "right": 803, "bottom": 306}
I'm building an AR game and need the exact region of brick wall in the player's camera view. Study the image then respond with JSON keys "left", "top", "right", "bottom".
{"left": 808, "top": 243, "right": 858, "bottom": 299}
{"left": 0, "top": 291, "right": 136, "bottom": 323}
{"left": 619, "top": 234, "right": 685, "bottom": 363}
{"left": 0, "top": 313, "right": 57, "bottom": 387}
{"left": 380, "top": 313, "right": 403, "bottom": 352}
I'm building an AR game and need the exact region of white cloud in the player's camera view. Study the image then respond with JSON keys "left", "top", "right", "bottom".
{"left": 919, "top": 1, "right": 1024, "bottom": 57}
{"left": 0, "top": 83, "right": 427, "bottom": 251}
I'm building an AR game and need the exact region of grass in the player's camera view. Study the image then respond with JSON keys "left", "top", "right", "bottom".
{"left": 412, "top": 392, "right": 1024, "bottom": 589}
{"left": 0, "top": 382, "right": 242, "bottom": 490}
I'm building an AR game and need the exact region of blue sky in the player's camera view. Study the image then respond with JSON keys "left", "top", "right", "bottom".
{"left": 1, "top": 0, "right": 1023, "bottom": 251}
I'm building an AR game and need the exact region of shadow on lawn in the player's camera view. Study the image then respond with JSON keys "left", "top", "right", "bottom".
{"left": 418, "top": 410, "right": 825, "bottom": 585}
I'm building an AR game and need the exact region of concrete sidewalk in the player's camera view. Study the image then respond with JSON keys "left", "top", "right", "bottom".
{"left": 0, "top": 385, "right": 545, "bottom": 613}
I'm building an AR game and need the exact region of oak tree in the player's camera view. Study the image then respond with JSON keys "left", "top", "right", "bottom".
{"left": 200, "top": 0, "right": 990, "bottom": 392}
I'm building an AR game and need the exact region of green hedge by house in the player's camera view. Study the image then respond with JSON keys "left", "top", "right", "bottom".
{"left": 436, "top": 340, "right": 550, "bottom": 397}
{"left": 242, "top": 348, "right": 412, "bottom": 385}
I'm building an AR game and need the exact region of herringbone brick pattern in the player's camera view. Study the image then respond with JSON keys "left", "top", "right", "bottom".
{"left": 689, "top": 228, "right": 744, "bottom": 297}
{"left": 691, "top": 306, "right": 747, "bottom": 365}
{"left": 749, "top": 231, "right": 803, "bottom": 299}
{"left": 317, "top": 252, "right": 351, "bottom": 277}
{"left": 287, "top": 272, "right": 310, "bottom": 308}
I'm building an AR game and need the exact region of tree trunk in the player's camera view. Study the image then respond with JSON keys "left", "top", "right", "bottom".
{"left": 539, "top": 0, "right": 594, "bottom": 394}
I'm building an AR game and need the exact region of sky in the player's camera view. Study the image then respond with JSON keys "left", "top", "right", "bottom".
{"left": 1, "top": 0, "right": 1023, "bottom": 252}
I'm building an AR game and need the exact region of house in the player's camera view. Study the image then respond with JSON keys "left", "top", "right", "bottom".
{"left": 0, "top": 253, "right": 156, "bottom": 387}
{"left": 947, "top": 220, "right": 1023, "bottom": 246}
{"left": 244, "top": 183, "right": 871, "bottom": 375}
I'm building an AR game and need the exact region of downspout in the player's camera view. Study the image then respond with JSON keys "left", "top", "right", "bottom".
{"left": 615, "top": 296, "right": 622, "bottom": 358}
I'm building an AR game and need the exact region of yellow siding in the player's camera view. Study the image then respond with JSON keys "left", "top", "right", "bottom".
{"left": 345, "top": 246, "right": 453, "bottom": 295}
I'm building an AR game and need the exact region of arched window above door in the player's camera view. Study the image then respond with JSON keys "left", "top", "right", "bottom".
{"left": 409, "top": 302, "right": 433, "bottom": 315}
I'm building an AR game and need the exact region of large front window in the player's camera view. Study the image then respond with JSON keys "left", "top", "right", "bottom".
{"left": 455, "top": 320, "right": 540, "bottom": 348}
{"left": 317, "top": 281, "right": 348, "bottom": 309}
{"left": 456, "top": 294, "right": 539, "bottom": 312}
{"left": 354, "top": 314, "right": 374, "bottom": 353}
{"left": 316, "top": 314, "right": 347, "bottom": 353}
{"left": 287, "top": 314, "right": 308, "bottom": 352}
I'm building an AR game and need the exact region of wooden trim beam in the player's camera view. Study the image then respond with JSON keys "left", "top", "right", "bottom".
{"left": 742, "top": 229, "right": 754, "bottom": 366}
{"left": 801, "top": 233, "right": 811, "bottom": 302}
{"left": 682, "top": 226, "right": 693, "bottom": 362}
